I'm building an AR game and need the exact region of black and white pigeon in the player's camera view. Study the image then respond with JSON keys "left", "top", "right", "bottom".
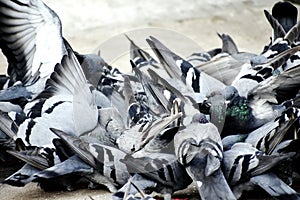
{"left": 251, "top": 3, "right": 300, "bottom": 68}
{"left": 174, "top": 113, "right": 236, "bottom": 200}
{"left": 222, "top": 142, "right": 299, "bottom": 199}
{"left": 262, "top": 1, "right": 298, "bottom": 46}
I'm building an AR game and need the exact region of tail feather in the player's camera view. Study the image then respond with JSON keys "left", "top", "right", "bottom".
{"left": 251, "top": 173, "right": 300, "bottom": 200}
{"left": 196, "top": 168, "right": 237, "bottom": 200}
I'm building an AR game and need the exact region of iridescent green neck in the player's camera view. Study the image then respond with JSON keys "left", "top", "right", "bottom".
{"left": 226, "top": 98, "right": 250, "bottom": 121}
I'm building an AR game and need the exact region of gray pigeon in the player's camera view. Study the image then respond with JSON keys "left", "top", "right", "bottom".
{"left": 2, "top": 163, "right": 40, "bottom": 187}
{"left": 223, "top": 74, "right": 300, "bottom": 136}
{"left": 245, "top": 104, "right": 300, "bottom": 154}
{"left": 116, "top": 153, "right": 192, "bottom": 200}
{"left": 222, "top": 142, "right": 298, "bottom": 199}
{"left": 32, "top": 155, "right": 95, "bottom": 191}
{"left": 174, "top": 113, "right": 236, "bottom": 200}
{"left": 217, "top": 33, "right": 239, "bottom": 56}
{"left": 51, "top": 128, "right": 130, "bottom": 192}
{"left": 17, "top": 48, "right": 99, "bottom": 147}
{"left": 75, "top": 51, "right": 108, "bottom": 87}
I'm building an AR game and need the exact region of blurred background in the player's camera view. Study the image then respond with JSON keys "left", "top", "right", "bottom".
{"left": 0, "top": 0, "right": 286, "bottom": 73}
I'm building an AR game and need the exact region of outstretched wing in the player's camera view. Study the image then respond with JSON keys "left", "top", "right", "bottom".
{"left": 0, "top": 0, "right": 66, "bottom": 85}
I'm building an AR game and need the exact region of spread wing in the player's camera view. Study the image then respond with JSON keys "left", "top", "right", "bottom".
{"left": 0, "top": 0, "right": 66, "bottom": 85}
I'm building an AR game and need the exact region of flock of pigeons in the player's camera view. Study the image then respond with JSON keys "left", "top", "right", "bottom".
{"left": 0, "top": 0, "right": 300, "bottom": 200}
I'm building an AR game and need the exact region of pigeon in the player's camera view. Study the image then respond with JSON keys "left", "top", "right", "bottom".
{"left": 222, "top": 45, "right": 300, "bottom": 135}
{"left": 129, "top": 60, "right": 168, "bottom": 117}
{"left": 263, "top": 10, "right": 286, "bottom": 42}
{"left": 6, "top": 146, "right": 55, "bottom": 170}
{"left": 116, "top": 107, "right": 182, "bottom": 154}
{"left": 116, "top": 153, "right": 192, "bottom": 200}
{"left": 74, "top": 51, "right": 108, "bottom": 87}
{"left": 244, "top": 102, "right": 300, "bottom": 154}
{"left": 2, "top": 154, "right": 95, "bottom": 191}
{"left": 185, "top": 51, "right": 211, "bottom": 67}
{"left": 51, "top": 128, "right": 130, "bottom": 192}
{"left": 146, "top": 35, "right": 227, "bottom": 109}
{"left": 32, "top": 155, "right": 95, "bottom": 191}
{"left": 272, "top": 138, "right": 300, "bottom": 185}
{"left": 251, "top": 5, "right": 300, "bottom": 68}
{"left": 146, "top": 36, "right": 225, "bottom": 96}
{"left": 185, "top": 32, "right": 241, "bottom": 67}
{"left": 213, "top": 33, "right": 239, "bottom": 58}
{"left": 2, "top": 144, "right": 56, "bottom": 188}
{"left": 222, "top": 142, "right": 299, "bottom": 199}
{"left": 2, "top": 163, "right": 40, "bottom": 187}
{"left": 0, "top": 110, "right": 23, "bottom": 163}
{"left": 262, "top": 2, "right": 298, "bottom": 44}
{"left": 174, "top": 113, "right": 236, "bottom": 200}
{"left": 123, "top": 76, "right": 151, "bottom": 127}
{"left": 16, "top": 47, "right": 99, "bottom": 147}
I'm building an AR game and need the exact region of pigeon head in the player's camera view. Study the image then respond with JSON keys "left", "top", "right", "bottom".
{"left": 224, "top": 86, "right": 239, "bottom": 102}
{"left": 192, "top": 113, "right": 209, "bottom": 124}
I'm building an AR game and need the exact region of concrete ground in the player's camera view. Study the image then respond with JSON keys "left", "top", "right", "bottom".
{"left": 0, "top": 0, "right": 296, "bottom": 199}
